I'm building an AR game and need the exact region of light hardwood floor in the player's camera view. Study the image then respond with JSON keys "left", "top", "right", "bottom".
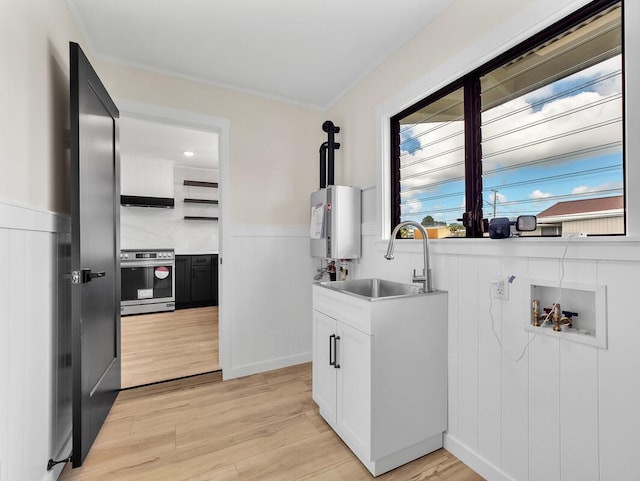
{"left": 60, "top": 363, "right": 484, "bottom": 481}
{"left": 121, "top": 306, "right": 219, "bottom": 388}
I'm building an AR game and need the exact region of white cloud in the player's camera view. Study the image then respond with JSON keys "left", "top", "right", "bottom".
{"left": 401, "top": 199, "right": 423, "bottom": 214}
{"left": 530, "top": 189, "right": 552, "bottom": 199}
{"left": 399, "top": 55, "right": 622, "bottom": 196}
{"left": 482, "top": 89, "right": 621, "bottom": 172}
{"left": 571, "top": 181, "right": 623, "bottom": 196}
{"left": 559, "top": 56, "right": 622, "bottom": 97}
{"left": 523, "top": 83, "right": 556, "bottom": 105}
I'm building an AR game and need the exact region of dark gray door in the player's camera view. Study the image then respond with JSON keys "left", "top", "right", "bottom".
{"left": 69, "top": 42, "right": 121, "bottom": 468}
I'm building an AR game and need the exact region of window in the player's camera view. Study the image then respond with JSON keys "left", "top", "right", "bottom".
{"left": 391, "top": 0, "right": 623, "bottom": 237}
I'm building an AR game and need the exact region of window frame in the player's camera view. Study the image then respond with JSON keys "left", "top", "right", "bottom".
{"left": 390, "top": 0, "right": 625, "bottom": 238}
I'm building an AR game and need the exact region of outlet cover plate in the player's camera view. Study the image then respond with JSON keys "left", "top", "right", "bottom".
{"left": 493, "top": 278, "right": 509, "bottom": 300}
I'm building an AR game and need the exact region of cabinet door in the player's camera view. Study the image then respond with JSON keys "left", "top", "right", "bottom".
{"left": 191, "top": 255, "right": 212, "bottom": 302}
{"left": 175, "top": 256, "right": 191, "bottom": 304}
{"left": 312, "top": 310, "right": 337, "bottom": 426}
{"left": 211, "top": 254, "right": 219, "bottom": 306}
{"left": 336, "top": 321, "right": 371, "bottom": 460}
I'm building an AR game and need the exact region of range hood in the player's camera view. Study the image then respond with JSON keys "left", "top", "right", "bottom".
{"left": 120, "top": 158, "right": 175, "bottom": 208}
{"left": 120, "top": 195, "right": 174, "bottom": 208}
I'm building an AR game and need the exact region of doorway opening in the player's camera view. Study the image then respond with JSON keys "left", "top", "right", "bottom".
{"left": 118, "top": 113, "right": 223, "bottom": 388}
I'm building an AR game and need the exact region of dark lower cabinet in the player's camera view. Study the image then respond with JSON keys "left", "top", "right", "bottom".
{"left": 191, "top": 255, "right": 212, "bottom": 301}
{"left": 175, "top": 255, "right": 192, "bottom": 304}
{"left": 176, "top": 254, "right": 218, "bottom": 308}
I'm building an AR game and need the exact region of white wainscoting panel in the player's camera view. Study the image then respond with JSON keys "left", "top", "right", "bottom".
{"left": 560, "top": 341, "right": 599, "bottom": 481}
{"left": 0, "top": 229, "right": 8, "bottom": 481}
{"left": 223, "top": 225, "right": 315, "bottom": 379}
{"left": 456, "top": 256, "right": 479, "bottom": 451}
{"left": 498, "top": 257, "right": 530, "bottom": 481}
{"left": 358, "top": 232, "right": 640, "bottom": 481}
{"left": 596, "top": 261, "right": 640, "bottom": 481}
{"left": 435, "top": 254, "right": 460, "bottom": 437}
{"left": 7, "top": 230, "right": 27, "bottom": 480}
{"left": 477, "top": 256, "right": 502, "bottom": 466}
{"left": 0, "top": 203, "right": 70, "bottom": 481}
{"left": 528, "top": 334, "right": 560, "bottom": 481}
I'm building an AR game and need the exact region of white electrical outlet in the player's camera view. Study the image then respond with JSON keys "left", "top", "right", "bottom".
{"left": 493, "top": 278, "right": 509, "bottom": 300}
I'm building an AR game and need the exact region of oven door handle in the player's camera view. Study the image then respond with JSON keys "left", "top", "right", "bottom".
{"left": 121, "top": 261, "right": 174, "bottom": 268}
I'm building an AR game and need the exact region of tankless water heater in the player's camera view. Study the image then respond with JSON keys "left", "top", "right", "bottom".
{"left": 310, "top": 185, "right": 361, "bottom": 259}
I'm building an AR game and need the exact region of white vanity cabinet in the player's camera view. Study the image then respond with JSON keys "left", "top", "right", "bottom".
{"left": 313, "top": 310, "right": 372, "bottom": 458}
{"left": 312, "top": 283, "right": 448, "bottom": 477}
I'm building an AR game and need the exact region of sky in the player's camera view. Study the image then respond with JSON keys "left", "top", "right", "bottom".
{"left": 399, "top": 55, "right": 623, "bottom": 225}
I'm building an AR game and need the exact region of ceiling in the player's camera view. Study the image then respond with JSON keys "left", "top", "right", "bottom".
{"left": 119, "top": 116, "right": 218, "bottom": 170}
{"left": 66, "top": 0, "right": 454, "bottom": 109}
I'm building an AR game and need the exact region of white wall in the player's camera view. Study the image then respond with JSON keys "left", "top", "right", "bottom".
{"left": 329, "top": 0, "right": 640, "bottom": 479}
{"left": 94, "top": 61, "right": 325, "bottom": 227}
{"left": 0, "top": 0, "right": 84, "bottom": 213}
{"left": 121, "top": 165, "right": 220, "bottom": 254}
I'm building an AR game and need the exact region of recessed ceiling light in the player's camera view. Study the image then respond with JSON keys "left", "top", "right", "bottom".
{"left": 183, "top": 151, "right": 195, "bottom": 157}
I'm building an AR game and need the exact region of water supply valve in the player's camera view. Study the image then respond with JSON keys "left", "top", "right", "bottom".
{"left": 339, "top": 259, "right": 349, "bottom": 281}
{"left": 327, "top": 260, "right": 337, "bottom": 281}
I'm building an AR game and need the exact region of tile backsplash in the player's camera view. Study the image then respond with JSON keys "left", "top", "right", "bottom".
{"left": 120, "top": 166, "right": 219, "bottom": 254}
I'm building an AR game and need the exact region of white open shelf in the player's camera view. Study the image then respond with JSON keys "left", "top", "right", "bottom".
{"left": 527, "top": 280, "right": 607, "bottom": 349}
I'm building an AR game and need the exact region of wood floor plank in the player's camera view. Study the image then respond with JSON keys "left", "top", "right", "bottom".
{"left": 121, "top": 306, "right": 219, "bottom": 388}
{"left": 60, "top": 363, "right": 484, "bottom": 481}
{"left": 300, "top": 456, "right": 377, "bottom": 481}
{"left": 235, "top": 431, "right": 353, "bottom": 481}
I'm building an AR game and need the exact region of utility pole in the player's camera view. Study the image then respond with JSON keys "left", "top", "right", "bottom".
{"left": 491, "top": 189, "right": 499, "bottom": 218}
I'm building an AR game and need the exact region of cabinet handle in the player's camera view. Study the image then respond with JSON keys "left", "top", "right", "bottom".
{"left": 329, "top": 334, "right": 336, "bottom": 366}
{"left": 334, "top": 336, "right": 341, "bottom": 369}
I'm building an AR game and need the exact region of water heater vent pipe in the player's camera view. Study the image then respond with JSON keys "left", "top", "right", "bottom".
{"left": 321, "top": 121, "right": 340, "bottom": 188}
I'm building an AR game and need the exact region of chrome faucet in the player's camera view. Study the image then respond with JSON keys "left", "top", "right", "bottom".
{"left": 385, "top": 221, "right": 433, "bottom": 293}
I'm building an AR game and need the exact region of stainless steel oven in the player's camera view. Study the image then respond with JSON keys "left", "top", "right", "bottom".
{"left": 120, "top": 248, "right": 175, "bottom": 315}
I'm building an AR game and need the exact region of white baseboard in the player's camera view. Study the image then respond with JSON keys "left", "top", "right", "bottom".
{"left": 223, "top": 352, "right": 311, "bottom": 380}
{"left": 444, "top": 434, "right": 516, "bottom": 481}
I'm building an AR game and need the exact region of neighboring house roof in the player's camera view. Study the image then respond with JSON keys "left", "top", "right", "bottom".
{"left": 537, "top": 195, "right": 623, "bottom": 222}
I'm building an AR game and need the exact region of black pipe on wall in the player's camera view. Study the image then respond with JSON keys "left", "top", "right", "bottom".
{"left": 319, "top": 142, "right": 328, "bottom": 189}
{"left": 321, "top": 121, "right": 340, "bottom": 186}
